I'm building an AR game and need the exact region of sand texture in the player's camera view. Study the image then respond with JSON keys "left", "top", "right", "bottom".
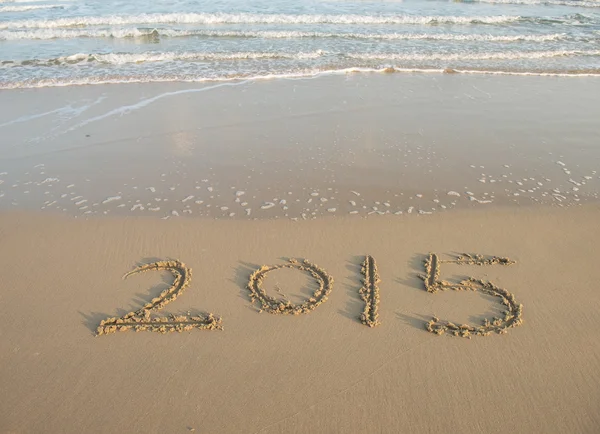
{"left": 97, "top": 260, "right": 222, "bottom": 335}
{"left": 419, "top": 253, "right": 523, "bottom": 338}
{"left": 359, "top": 255, "right": 381, "bottom": 328}
{"left": 0, "top": 205, "right": 599, "bottom": 433}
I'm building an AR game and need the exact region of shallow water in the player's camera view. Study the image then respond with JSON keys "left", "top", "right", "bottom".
{"left": 1, "top": 0, "right": 600, "bottom": 88}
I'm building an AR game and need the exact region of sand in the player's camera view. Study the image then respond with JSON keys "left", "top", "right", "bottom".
{"left": 1, "top": 72, "right": 599, "bottom": 433}
{"left": 1, "top": 205, "right": 599, "bottom": 433}
{"left": 96, "top": 260, "right": 223, "bottom": 335}
{"left": 1, "top": 73, "right": 599, "bottom": 219}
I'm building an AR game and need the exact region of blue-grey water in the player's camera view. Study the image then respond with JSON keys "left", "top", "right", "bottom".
{"left": 1, "top": 0, "right": 599, "bottom": 88}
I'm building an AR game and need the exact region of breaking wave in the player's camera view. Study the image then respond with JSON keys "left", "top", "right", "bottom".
{"left": 4, "top": 49, "right": 600, "bottom": 67}
{"left": 470, "top": 0, "right": 600, "bottom": 8}
{"left": 2, "top": 65, "right": 599, "bottom": 90}
{"left": 0, "top": 28, "right": 571, "bottom": 42}
{"left": 0, "top": 13, "right": 528, "bottom": 29}
{"left": 348, "top": 49, "right": 600, "bottom": 61}
{"left": 0, "top": 5, "right": 64, "bottom": 12}
{"left": 1, "top": 50, "right": 328, "bottom": 67}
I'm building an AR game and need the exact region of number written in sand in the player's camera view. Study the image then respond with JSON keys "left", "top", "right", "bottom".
{"left": 247, "top": 256, "right": 380, "bottom": 327}
{"left": 247, "top": 258, "right": 334, "bottom": 315}
{"left": 359, "top": 255, "right": 381, "bottom": 328}
{"left": 418, "top": 253, "right": 524, "bottom": 339}
{"left": 95, "top": 254, "right": 524, "bottom": 339}
{"left": 96, "top": 260, "right": 223, "bottom": 336}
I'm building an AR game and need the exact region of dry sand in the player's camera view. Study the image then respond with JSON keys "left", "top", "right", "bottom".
{"left": 1, "top": 205, "right": 599, "bottom": 433}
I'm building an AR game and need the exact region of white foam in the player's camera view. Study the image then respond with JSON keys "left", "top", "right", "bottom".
{"left": 0, "top": 5, "right": 63, "bottom": 13}
{"left": 22, "top": 50, "right": 328, "bottom": 66}
{"left": 348, "top": 49, "right": 600, "bottom": 62}
{"left": 472, "top": 0, "right": 600, "bottom": 8}
{"left": 64, "top": 80, "right": 253, "bottom": 132}
{"left": 0, "top": 105, "right": 73, "bottom": 128}
{"left": 102, "top": 195, "right": 121, "bottom": 204}
{"left": 4, "top": 64, "right": 600, "bottom": 91}
{"left": 0, "top": 0, "right": 67, "bottom": 3}
{"left": 40, "top": 177, "right": 59, "bottom": 184}
{"left": 452, "top": 68, "right": 600, "bottom": 77}
{"left": 0, "top": 13, "right": 523, "bottom": 30}
{"left": 0, "top": 28, "right": 569, "bottom": 42}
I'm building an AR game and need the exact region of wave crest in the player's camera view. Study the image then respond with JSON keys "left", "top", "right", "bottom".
{"left": 2, "top": 50, "right": 328, "bottom": 67}
{"left": 0, "top": 5, "right": 64, "bottom": 12}
{"left": 0, "top": 13, "right": 525, "bottom": 30}
{"left": 348, "top": 49, "right": 600, "bottom": 61}
{"left": 4, "top": 49, "right": 599, "bottom": 68}
{"left": 0, "top": 28, "right": 570, "bottom": 42}
{"left": 470, "top": 0, "right": 600, "bottom": 8}
{"left": 2, "top": 66, "right": 600, "bottom": 90}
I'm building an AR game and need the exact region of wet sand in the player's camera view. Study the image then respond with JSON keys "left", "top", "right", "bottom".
{"left": 0, "top": 73, "right": 599, "bottom": 219}
{"left": 0, "top": 205, "right": 600, "bottom": 433}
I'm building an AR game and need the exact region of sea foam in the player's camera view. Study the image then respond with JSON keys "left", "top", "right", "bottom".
{"left": 2, "top": 65, "right": 599, "bottom": 90}
{"left": 0, "top": 13, "right": 525, "bottom": 29}
{"left": 0, "top": 28, "right": 570, "bottom": 42}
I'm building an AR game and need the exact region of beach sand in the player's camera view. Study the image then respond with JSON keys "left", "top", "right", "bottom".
{"left": 1, "top": 73, "right": 600, "bottom": 433}
{"left": 1, "top": 73, "right": 599, "bottom": 219}
{"left": 1, "top": 205, "right": 599, "bottom": 433}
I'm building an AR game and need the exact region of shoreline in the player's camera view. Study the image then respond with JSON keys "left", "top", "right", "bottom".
{"left": 3, "top": 65, "right": 600, "bottom": 91}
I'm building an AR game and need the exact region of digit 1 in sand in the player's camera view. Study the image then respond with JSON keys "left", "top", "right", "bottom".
{"left": 359, "top": 255, "right": 381, "bottom": 327}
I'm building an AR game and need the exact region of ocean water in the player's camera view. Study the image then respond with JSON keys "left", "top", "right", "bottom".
{"left": 0, "top": 0, "right": 599, "bottom": 88}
